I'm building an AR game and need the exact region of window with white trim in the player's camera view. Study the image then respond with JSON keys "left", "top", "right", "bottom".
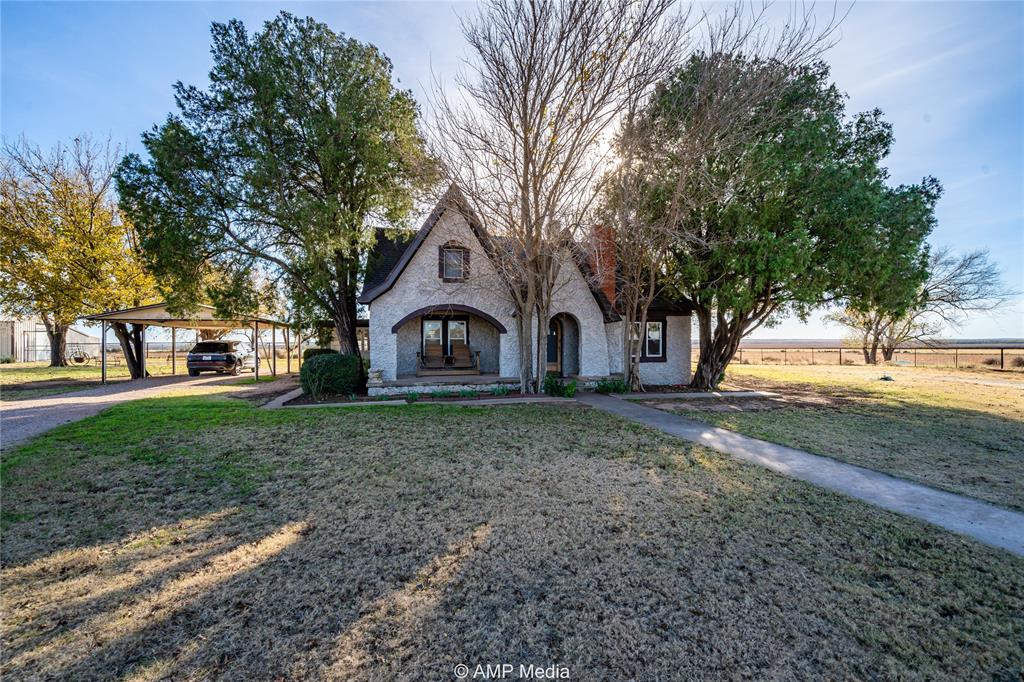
{"left": 645, "top": 321, "right": 663, "bottom": 358}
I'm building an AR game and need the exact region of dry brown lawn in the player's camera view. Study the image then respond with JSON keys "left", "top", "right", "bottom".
{"left": 650, "top": 364, "right": 1024, "bottom": 511}
{"left": 1, "top": 396, "right": 1021, "bottom": 680}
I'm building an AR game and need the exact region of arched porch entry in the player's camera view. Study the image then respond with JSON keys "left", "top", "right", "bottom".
{"left": 546, "top": 312, "right": 580, "bottom": 377}
{"left": 391, "top": 304, "right": 507, "bottom": 378}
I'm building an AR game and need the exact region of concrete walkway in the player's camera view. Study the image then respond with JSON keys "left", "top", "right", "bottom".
{"left": 1, "top": 374, "right": 244, "bottom": 452}
{"left": 577, "top": 392, "right": 1024, "bottom": 556}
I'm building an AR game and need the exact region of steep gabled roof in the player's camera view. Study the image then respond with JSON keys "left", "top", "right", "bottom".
{"left": 358, "top": 185, "right": 492, "bottom": 304}
{"left": 357, "top": 184, "right": 620, "bottom": 322}
{"left": 362, "top": 228, "right": 417, "bottom": 296}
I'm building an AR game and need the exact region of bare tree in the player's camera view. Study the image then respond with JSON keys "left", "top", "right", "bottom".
{"left": 600, "top": 107, "right": 673, "bottom": 390}
{"left": 831, "top": 247, "right": 1014, "bottom": 363}
{"left": 431, "top": 0, "right": 688, "bottom": 392}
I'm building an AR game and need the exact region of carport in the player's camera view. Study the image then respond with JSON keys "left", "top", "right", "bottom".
{"left": 84, "top": 303, "right": 294, "bottom": 383}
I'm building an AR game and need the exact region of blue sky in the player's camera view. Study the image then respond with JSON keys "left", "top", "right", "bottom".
{"left": 3, "top": 1, "right": 1022, "bottom": 339}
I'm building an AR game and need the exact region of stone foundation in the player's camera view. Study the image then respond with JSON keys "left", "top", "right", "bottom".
{"left": 369, "top": 379, "right": 521, "bottom": 397}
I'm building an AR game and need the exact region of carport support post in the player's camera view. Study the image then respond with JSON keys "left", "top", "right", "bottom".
{"left": 101, "top": 321, "right": 107, "bottom": 384}
{"left": 285, "top": 327, "right": 291, "bottom": 374}
{"left": 140, "top": 325, "right": 146, "bottom": 379}
{"left": 254, "top": 320, "right": 260, "bottom": 380}
{"left": 272, "top": 325, "right": 277, "bottom": 376}
{"left": 171, "top": 327, "right": 176, "bottom": 375}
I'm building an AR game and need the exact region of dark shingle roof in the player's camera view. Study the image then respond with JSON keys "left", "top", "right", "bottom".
{"left": 358, "top": 184, "right": 636, "bottom": 322}
{"left": 362, "top": 228, "right": 417, "bottom": 295}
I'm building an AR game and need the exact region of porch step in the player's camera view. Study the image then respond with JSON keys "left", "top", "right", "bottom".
{"left": 415, "top": 368, "right": 481, "bottom": 376}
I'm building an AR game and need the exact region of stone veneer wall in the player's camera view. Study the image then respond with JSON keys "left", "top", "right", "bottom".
{"left": 637, "top": 315, "right": 692, "bottom": 385}
{"left": 368, "top": 208, "right": 519, "bottom": 381}
{"left": 368, "top": 206, "right": 612, "bottom": 382}
{"left": 368, "top": 380, "right": 519, "bottom": 397}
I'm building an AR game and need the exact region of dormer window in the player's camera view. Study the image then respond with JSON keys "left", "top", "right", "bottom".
{"left": 439, "top": 243, "right": 469, "bottom": 282}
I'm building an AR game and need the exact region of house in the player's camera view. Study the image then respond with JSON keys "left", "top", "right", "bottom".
{"left": 357, "top": 186, "right": 692, "bottom": 395}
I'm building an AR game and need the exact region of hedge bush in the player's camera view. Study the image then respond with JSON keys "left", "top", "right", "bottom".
{"left": 300, "top": 353, "right": 361, "bottom": 398}
{"left": 595, "top": 377, "right": 629, "bottom": 394}
{"left": 543, "top": 375, "right": 577, "bottom": 398}
{"left": 302, "top": 347, "right": 337, "bottom": 361}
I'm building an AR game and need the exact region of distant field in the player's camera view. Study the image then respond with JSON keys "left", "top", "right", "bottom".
{"left": 693, "top": 346, "right": 1024, "bottom": 371}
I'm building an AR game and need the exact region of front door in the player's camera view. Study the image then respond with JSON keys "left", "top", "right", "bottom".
{"left": 546, "top": 318, "right": 561, "bottom": 375}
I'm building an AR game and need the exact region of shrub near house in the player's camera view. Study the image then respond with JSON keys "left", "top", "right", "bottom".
{"left": 300, "top": 353, "right": 361, "bottom": 399}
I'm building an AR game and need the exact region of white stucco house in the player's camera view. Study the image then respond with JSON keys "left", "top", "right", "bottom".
{"left": 357, "top": 186, "right": 692, "bottom": 395}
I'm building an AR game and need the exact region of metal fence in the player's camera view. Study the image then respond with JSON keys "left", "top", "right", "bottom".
{"left": 20, "top": 341, "right": 300, "bottom": 375}
{"left": 691, "top": 346, "right": 1024, "bottom": 370}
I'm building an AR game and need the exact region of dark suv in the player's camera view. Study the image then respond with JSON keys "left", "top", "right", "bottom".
{"left": 186, "top": 340, "right": 258, "bottom": 376}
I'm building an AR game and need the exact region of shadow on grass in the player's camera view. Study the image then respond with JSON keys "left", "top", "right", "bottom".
{"left": 1, "top": 398, "right": 1022, "bottom": 680}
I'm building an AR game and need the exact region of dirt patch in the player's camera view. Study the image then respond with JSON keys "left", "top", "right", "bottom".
{"left": 227, "top": 375, "right": 300, "bottom": 405}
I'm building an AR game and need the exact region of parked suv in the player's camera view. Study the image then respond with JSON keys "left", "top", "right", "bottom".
{"left": 186, "top": 340, "right": 258, "bottom": 376}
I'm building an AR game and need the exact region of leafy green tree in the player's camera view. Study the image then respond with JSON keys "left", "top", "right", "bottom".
{"left": 636, "top": 58, "right": 938, "bottom": 388}
{"left": 116, "top": 12, "right": 434, "bottom": 357}
{"left": 1, "top": 136, "right": 158, "bottom": 367}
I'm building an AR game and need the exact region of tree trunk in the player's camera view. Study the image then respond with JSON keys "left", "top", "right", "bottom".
{"left": 41, "top": 316, "right": 70, "bottom": 367}
{"left": 330, "top": 254, "right": 361, "bottom": 357}
{"left": 111, "top": 322, "right": 148, "bottom": 379}
{"left": 863, "top": 337, "right": 880, "bottom": 365}
{"left": 516, "top": 312, "right": 535, "bottom": 394}
{"left": 331, "top": 315, "right": 357, "bottom": 355}
{"left": 881, "top": 346, "right": 895, "bottom": 362}
{"left": 535, "top": 303, "right": 551, "bottom": 394}
{"left": 688, "top": 308, "right": 744, "bottom": 391}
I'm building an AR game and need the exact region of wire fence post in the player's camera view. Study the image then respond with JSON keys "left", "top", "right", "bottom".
{"left": 954, "top": 348, "right": 958, "bottom": 368}
{"left": 1001, "top": 348, "right": 1005, "bottom": 369}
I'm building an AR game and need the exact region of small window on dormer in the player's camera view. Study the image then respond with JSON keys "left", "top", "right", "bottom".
{"left": 439, "top": 243, "right": 469, "bottom": 281}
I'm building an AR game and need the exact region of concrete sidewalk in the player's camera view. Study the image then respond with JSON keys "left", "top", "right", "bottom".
{"left": 577, "top": 392, "right": 1024, "bottom": 556}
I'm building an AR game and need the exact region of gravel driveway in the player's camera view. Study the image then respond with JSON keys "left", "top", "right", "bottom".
{"left": 1, "top": 374, "right": 251, "bottom": 451}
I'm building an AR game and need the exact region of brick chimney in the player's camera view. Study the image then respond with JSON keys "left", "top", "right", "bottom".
{"left": 589, "top": 224, "right": 617, "bottom": 307}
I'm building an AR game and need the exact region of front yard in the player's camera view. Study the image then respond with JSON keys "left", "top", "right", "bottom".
{"left": 2, "top": 395, "right": 1021, "bottom": 680}
{"left": 647, "top": 364, "right": 1024, "bottom": 511}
